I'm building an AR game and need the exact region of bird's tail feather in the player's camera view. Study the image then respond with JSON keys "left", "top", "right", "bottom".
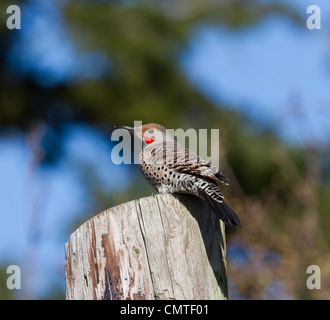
{"left": 199, "top": 184, "right": 241, "bottom": 227}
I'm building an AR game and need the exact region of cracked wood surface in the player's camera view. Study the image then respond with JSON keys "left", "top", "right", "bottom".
{"left": 65, "top": 193, "right": 227, "bottom": 300}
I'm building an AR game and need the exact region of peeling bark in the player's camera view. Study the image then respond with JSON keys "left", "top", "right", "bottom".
{"left": 65, "top": 193, "right": 227, "bottom": 300}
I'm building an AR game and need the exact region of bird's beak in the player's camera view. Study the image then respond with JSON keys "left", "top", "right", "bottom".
{"left": 115, "top": 125, "right": 143, "bottom": 136}
{"left": 114, "top": 125, "right": 135, "bottom": 133}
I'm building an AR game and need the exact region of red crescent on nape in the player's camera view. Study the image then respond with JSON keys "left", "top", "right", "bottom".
{"left": 143, "top": 135, "right": 154, "bottom": 144}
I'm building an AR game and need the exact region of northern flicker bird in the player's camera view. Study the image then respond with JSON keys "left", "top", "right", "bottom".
{"left": 115, "top": 123, "right": 241, "bottom": 227}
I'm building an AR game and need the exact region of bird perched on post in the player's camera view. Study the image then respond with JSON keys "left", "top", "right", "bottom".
{"left": 115, "top": 123, "right": 241, "bottom": 227}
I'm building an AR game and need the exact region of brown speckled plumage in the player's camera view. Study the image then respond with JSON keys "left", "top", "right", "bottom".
{"left": 119, "top": 123, "right": 241, "bottom": 227}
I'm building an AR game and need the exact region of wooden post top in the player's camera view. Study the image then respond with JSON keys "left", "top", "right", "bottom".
{"left": 65, "top": 193, "right": 227, "bottom": 300}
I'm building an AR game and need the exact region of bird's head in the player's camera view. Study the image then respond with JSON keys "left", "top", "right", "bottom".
{"left": 115, "top": 123, "right": 174, "bottom": 148}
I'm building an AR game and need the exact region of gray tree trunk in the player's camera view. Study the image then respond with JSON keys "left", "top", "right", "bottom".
{"left": 65, "top": 193, "right": 228, "bottom": 300}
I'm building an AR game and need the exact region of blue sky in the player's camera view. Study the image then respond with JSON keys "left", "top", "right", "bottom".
{"left": 0, "top": 126, "right": 130, "bottom": 297}
{"left": 1, "top": 0, "right": 329, "bottom": 298}
{"left": 181, "top": 2, "right": 330, "bottom": 148}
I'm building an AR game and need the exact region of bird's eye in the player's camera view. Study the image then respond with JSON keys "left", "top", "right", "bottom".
{"left": 148, "top": 129, "right": 154, "bottom": 134}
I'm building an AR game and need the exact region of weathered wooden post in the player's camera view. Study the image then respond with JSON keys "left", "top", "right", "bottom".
{"left": 65, "top": 193, "right": 228, "bottom": 300}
